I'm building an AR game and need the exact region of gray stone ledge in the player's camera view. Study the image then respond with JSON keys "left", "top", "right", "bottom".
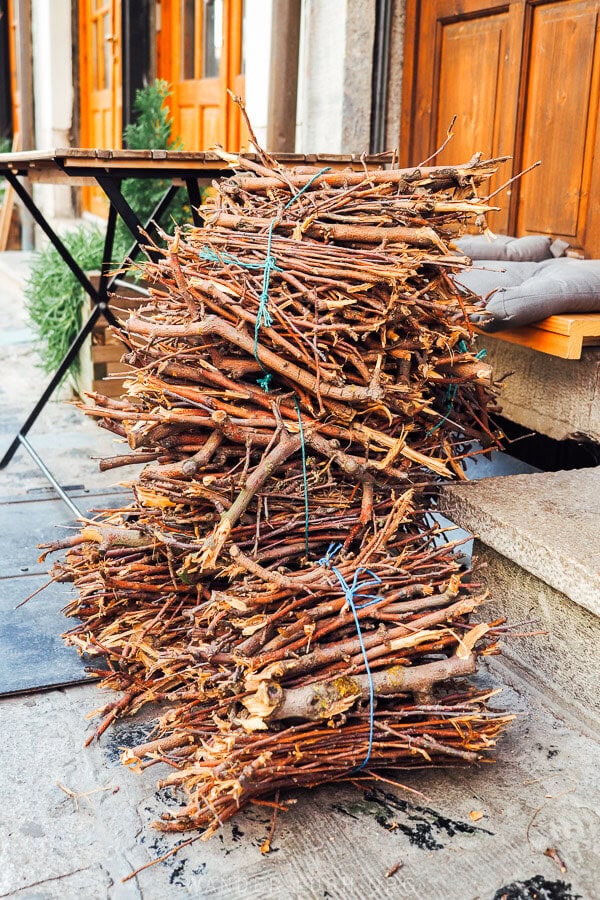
{"left": 439, "top": 467, "right": 600, "bottom": 619}
{"left": 470, "top": 542, "right": 600, "bottom": 730}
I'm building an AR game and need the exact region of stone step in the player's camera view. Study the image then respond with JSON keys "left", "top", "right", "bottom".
{"left": 439, "top": 466, "right": 600, "bottom": 731}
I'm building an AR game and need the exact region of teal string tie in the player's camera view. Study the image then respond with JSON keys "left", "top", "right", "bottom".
{"left": 199, "top": 246, "right": 266, "bottom": 271}
{"left": 253, "top": 217, "right": 278, "bottom": 374}
{"left": 284, "top": 166, "right": 331, "bottom": 211}
{"left": 426, "top": 382, "right": 458, "bottom": 437}
{"left": 294, "top": 397, "right": 310, "bottom": 560}
{"left": 319, "top": 542, "right": 382, "bottom": 770}
{"left": 426, "top": 342, "right": 486, "bottom": 437}
{"left": 457, "top": 338, "right": 486, "bottom": 360}
{"left": 252, "top": 166, "right": 332, "bottom": 387}
{"left": 256, "top": 373, "right": 273, "bottom": 392}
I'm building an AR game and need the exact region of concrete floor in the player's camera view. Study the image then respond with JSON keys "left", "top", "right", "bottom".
{"left": 0, "top": 252, "right": 598, "bottom": 899}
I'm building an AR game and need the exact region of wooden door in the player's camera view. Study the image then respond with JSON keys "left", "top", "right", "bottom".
{"left": 79, "top": 0, "right": 122, "bottom": 215}
{"left": 402, "top": 0, "right": 527, "bottom": 234}
{"left": 158, "top": 0, "right": 245, "bottom": 150}
{"left": 514, "top": 0, "right": 600, "bottom": 253}
{"left": 402, "top": 0, "right": 600, "bottom": 256}
{"left": 7, "top": 0, "right": 19, "bottom": 135}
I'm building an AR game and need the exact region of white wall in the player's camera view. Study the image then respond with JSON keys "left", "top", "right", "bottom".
{"left": 244, "top": 0, "right": 273, "bottom": 150}
{"left": 31, "top": 0, "right": 74, "bottom": 222}
{"left": 296, "top": 0, "right": 375, "bottom": 154}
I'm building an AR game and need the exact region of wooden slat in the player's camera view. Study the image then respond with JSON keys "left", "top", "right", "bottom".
{"left": 476, "top": 314, "right": 600, "bottom": 359}
{"left": 0, "top": 149, "right": 385, "bottom": 182}
{"left": 0, "top": 133, "right": 21, "bottom": 251}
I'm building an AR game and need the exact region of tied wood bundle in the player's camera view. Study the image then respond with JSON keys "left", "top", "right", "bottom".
{"left": 43, "top": 147, "right": 515, "bottom": 840}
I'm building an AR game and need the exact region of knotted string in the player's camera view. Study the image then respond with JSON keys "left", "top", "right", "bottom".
{"left": 426, "top": 343, "right": 487, "bottom": 435}
{"left": 198, "top": 246, "right": 267, "bottom": 270}
{"left": 252, "top": 167, "right": 332, "bottom": 386}
{"left": 319, "top": 542, "right": 383, "bottom": 769}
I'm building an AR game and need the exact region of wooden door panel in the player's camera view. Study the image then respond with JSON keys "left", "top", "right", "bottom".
{"left": 202, "top": 106, "right": 221, "bottom": 148}
{"left": 402, "top": 0, "right": 526, "bottom": 233}
{"left": 516, "top": 1, "right": 600, "bottom": 251}
{"left": 80, "top": 0, "right": 121, "bottom": 215}
{"left": 436, "top": 15, "right": 508, "bottom": 163}
{"left": 159, "top": 0, "right": 243, "bottom": 151}
{"left": 174, "top": 77, "right": 221, "bottom": 148}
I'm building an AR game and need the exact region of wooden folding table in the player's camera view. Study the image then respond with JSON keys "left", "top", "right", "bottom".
{"left": 0, "top": 148, "right": 379, "bottom": 513}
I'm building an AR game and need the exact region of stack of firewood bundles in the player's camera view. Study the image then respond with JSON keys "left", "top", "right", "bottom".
{"left": 44, "top": 144, "right": 514, "bottom": 839}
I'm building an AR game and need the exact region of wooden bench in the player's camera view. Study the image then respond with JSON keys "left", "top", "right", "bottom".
{"left": 476, "top": 313, "right": 600, "bottom": 360}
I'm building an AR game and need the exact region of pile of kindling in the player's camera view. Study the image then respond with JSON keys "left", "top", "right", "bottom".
{"left": 43, "top": 143, "right": 513, "bottom": 839}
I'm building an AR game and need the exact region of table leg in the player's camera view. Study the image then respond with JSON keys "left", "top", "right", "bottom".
{"left": 104, "top": 183, "right": 181, "bottom": 288}
{"left": 185, "top": 178, "right": 203, "bottom": 227}
{"left": 0, "top": 302, "right": 105, "bottom": 469}
{"left": 4, "top": 173, "right": 100, "bottom": 303}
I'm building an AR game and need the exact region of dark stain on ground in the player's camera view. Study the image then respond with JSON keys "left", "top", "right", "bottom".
{"left": 156, "top": 787, "right": 188, "bottom": 809}
{"left": 231, "top": 823, "right": 244, "bottom": 842}
{"left": 493, "top": 875, "right": 582, "bottom": 900}
{"left": 547, "top": 747, "right": 559, "bottom": 759}
{"left": 332, "top": 787, "right": 493, "bottom": 851}
{"left": 169, "top": 859, "right": 187, "bottom": 886}
{"left": 103, "top": 721, "right": 156, "bottom": 764}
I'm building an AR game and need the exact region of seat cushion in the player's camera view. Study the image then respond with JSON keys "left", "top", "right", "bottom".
{"left": 454, "top": 233, "right": 555, "bottom": 262}
{"left": 454, "top": 261, "right": 539, "bottom": 300}
{"left": 454, "top": 258, "right": 600, "bottom": 331}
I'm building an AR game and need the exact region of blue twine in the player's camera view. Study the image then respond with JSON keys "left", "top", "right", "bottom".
{"left": 252, "top": 166, "right": 332, "bottom": 383}
{"left": 319, "top": 542, "right": 383, "bottom": 770}
{"left": 256, "top": 373, "right": 273, "bottom": 392}
{"left": 294, "top": 397, "right": 310, "bottom": 560}
{"left": 426, "top": 343, "right": 485, "bottom": 437}
{"left": 199, "top": 246, "right": 267, "bottom": 271}
{"left": 318, "top": 542, "right": 343, "bottom": 567}
{"left": 426, "top": 383, "right": 458, "bottom": 437}
{"left": 253, "top": 216, "right": 277, "bottom": 364}
{"left": 458, "top": 338, "right": 487, "bottom": 360}
{"left": 283, "top": 166, "right": 331, "bottom": 211}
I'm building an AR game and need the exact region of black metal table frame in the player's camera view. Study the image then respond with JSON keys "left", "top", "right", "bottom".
{"left": 0, "top": 163, "right": 208, "bottom": 516}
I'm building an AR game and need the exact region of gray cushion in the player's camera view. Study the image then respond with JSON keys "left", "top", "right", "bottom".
{"left": 460, "top": 259, "right": 600, "bottom": 331}
{"left": 454, "top": 261, "right": 539, "bottom": 300}
{"left": 455, "top": 233, "right": 554, "bottom": 262}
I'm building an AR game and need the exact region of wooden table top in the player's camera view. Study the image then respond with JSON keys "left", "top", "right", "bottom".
{"left": 0, "top": 148, "right": 388, "bottom": 185}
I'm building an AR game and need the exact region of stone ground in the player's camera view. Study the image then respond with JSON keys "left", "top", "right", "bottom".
{"left": 0, "top": 251, "right": 598, "bottom": 900}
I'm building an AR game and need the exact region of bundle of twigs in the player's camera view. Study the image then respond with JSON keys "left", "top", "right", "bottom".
{"left": 43, "top": 136, "right": 515, "bottom": 840}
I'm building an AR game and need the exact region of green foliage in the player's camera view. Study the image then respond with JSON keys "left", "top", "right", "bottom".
{"left": 119, "top": 79, "right": 190, "bottom": 247}
{"left": 26, "top": 80, "right": 191, "bottom": 378}
{"left": 25, "top": 226, "right": 105, "bottom": 375}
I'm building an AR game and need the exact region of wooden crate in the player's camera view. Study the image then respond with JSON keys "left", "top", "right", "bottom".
{"left": 77, "top": 273, "right": 147, "bottom": 401}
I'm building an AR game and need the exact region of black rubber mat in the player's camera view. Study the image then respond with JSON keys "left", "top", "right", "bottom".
{"left": 0, "top": 575, "right": 97, "bottom": 695}
{"left": 0, "top": 488, "right": 130, "bottom": 579}
{"left": 0, "top": 488, "right": 128, "bottom": 695}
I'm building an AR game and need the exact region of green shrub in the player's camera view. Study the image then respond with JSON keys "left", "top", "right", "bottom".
{"left": 26, "top": 80, "right": 191, "bottom": 378}
{"left": 117, "top": 79, "right": 190, "bottom": 252}
{"left": 25, "top": 226, "right": 105, "bottom": 375}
